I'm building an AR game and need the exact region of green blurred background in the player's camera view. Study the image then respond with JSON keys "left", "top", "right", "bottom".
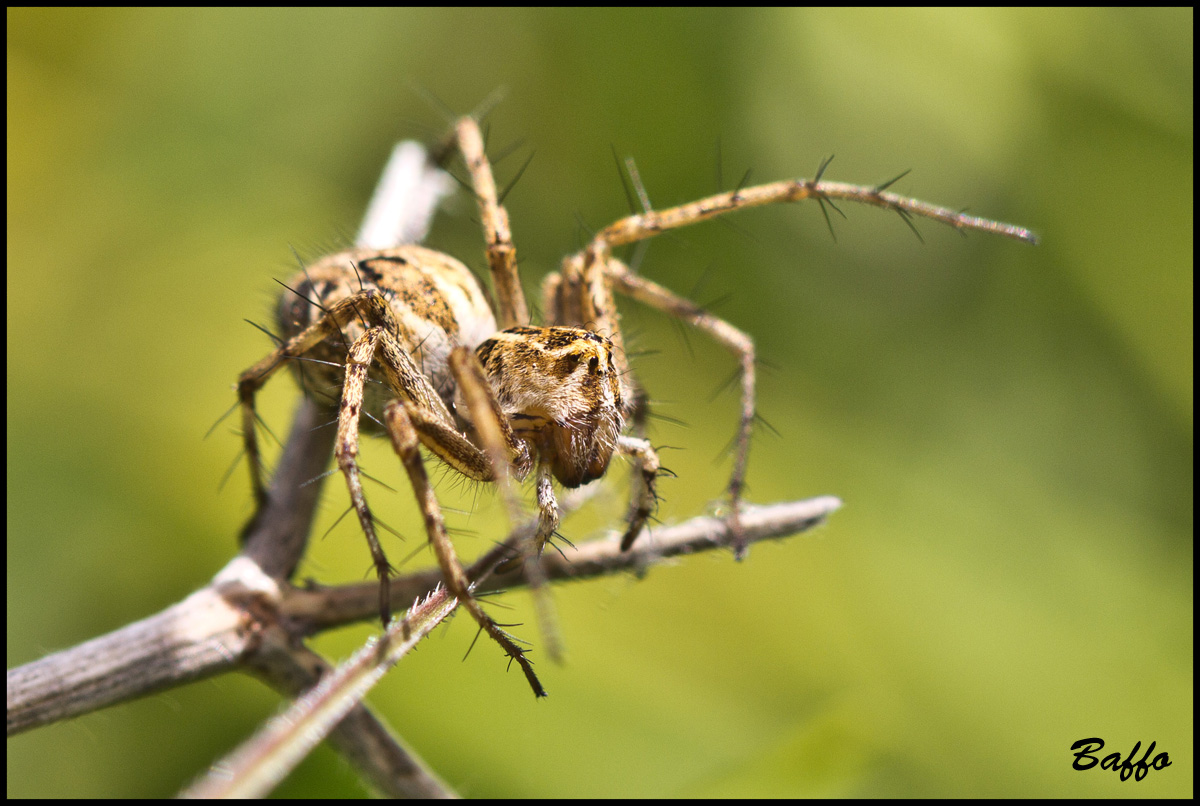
{"left": 7, "top": 8, "right": 1191, "bottom": 798}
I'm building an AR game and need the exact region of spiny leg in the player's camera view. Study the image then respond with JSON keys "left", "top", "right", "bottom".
{"left": 606, "top": 258, "right": 756, "bottom": 557}
{"left": 450, "top": 347, "right": 564, "bottom": 661}
{"left": 456, "top": 117, "right": 529, "bottom": 329}
{"left": 616, "top": 435, "right": 661, "bottom": 552}
{"left": 383, "top": 398, "right": 546, "bottom": 697}
{"left": 323, "top": 318, "right": 553, "bottom": 674}
{"left": 451, "top": 347, "right": 559, "bottom": 550}
{"left": 564, "top": 239, "right": 754, "bottom": 556}
{"left": 590, "top": 170, "right": 1039, "bottom": 248}
{"left": 236, "top": 291, "right": 384, "bottom": 515}
{"left": 619, "top": 376, "right": 659, "bottom": 541}
{"left": 569, "top": 167, "right": 1035, "bottom": 556}
{"left": 328, "top": 291, "right": 508, "bottom": 624}
{"left": 334, "top": 325, "right": 400, "bottom": 624}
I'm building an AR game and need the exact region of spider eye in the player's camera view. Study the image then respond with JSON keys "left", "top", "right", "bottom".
{"left": 558, "top": 353, "right": 581, "bottom": 376}
{"left": 588, "top": 356, "right": 600, "bottom": 374}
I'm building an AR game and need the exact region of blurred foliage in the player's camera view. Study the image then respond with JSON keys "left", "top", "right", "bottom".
{"left": 7, "top": 7, "right": 1191, "bottom": 798}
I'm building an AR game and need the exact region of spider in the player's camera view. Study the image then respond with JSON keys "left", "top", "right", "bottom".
{"left": 235, "top": 116, "right": 1037, "bottom": 698}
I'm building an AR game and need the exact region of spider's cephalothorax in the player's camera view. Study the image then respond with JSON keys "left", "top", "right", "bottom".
{"left": 236, "top": 115, "right": 1036, "bottom": 698}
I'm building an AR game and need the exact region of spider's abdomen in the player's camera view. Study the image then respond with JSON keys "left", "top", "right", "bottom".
{"left": 278, "top": 244, "right": 495, "bottom": 421}
{"left": 471, "top": 326, "right": 627, "bottom": 488}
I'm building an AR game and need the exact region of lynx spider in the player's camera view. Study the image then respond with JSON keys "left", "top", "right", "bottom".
{"left": 236, "top": 116, "right": 1036, "bottom": 697}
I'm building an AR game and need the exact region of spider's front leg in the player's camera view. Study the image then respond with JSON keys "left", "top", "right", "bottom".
{"left": 616, "top": 435, "right": 661, "bottom": 552}
{"left": 334, "top": 323, "right": 403, "bottom": 624}
{"left": 382, "top": 399, "right": 546, "bottom": 698}
{"left": 450, "top": 347, "right": 558, "bottom": 551}
{"left": 456, "top": 117, "right": 528, "bottom": 329}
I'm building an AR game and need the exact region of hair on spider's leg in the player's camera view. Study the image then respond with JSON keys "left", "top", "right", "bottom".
{"left": 216, "top": 446, "right": 246, "bottom": 493}
{"left": 542, "top": 530, "right": 576, "bottom": 561}
{"left": 573, "top": 212, "right": 597, "bottom": 251}
{"left": 488, "top": 135, "right": 527, "bottom": 168}
{"left": 469, "top": 86, "right": 508, "bottom": 128}
{"left": 873, "top": 167, "right": 912, "bottom": 194}
{"left": 644, "top": 407, "right": 689, "bottom": 430}
{"left": 364, "top": 509, "right": 406, "bottom": 543}
{"left": 205, "top": 398, "right": 243, "bottom": 441}
{"left": 812, "top": 153, "right": 834, "bottom": 184}
{"left": 242, "top": 318, "right": 284, "bottom": 347}
{"left": 317, "top": 502, "right": 355, "bottom": 541}
{"left": 273, "top": 277, "right": 325, "bottom": 317}
{"left": 623, "top": 238, "right": 652, "bottom": 276}
{"left": 409, "top": 83, "right": 457, "bottom": 127}
{"left": 498, "top": 149, "right": 536, "bottom": 206}
{"left": 809, "top": 155, "right": 845, "bottom": 242}
{"left": 952, "top": 208, "right": 972, "bottom": 239}
{"left": 708, "top": 363, "right": 745, "bottom": 404}
{"left": 288, "top": 244, "right": 319, "bottom": 296}
{"left": 752, "top": 410, "right": 781, "bottom": 438}
{"left": 611, "top": 145, "right": 640, "bottom": 216}
{"left": 624, "top": 156, "right": 653, "bottom": 214}
{"left": 893, "top": 206, "right": 925, "bottom": 244}
{"left": 247, "top": 408, "right": 282, "bottom": 450}
{"left": 727, "top": 166, "right": 753, "bottom": 199}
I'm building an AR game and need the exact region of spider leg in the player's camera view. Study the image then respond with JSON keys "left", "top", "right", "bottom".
{"left": 383, "top": 399, "right": 546, "bottom": 697}
{"left": 540, "top": 270, "right": 566, "bottom": 326}
{"left": 591, "top": 173, "right": 1038, "bottom": 247}
{"left": 604, "top": 261, "right": 753, "bottom": 556}
{"left": 333, "top": 297, "right": 547, "bottom": 683}
{"left": 605, "top": 258, "right": 756, "bottom": 557}
{"left": 616, "top": 435, "right": 661, "bottom": 551}
{"left": 555, "top": 159, "right": 1035, "bottom": 557}
{"left": 236, "top": 293, "right": 384, "bottom": 514}
{"left": 335, "top": 325, "right": 400, "bottom": 624}
{"left": 303, "top": 289, "right": 497, "bottom": 627}
{"left": 456, "top": 117, "right": 529, "bottom": 329}
{"left": 566, "top": 244, "right": 755, "bottom": 558}
{"left": 450, "top": 347, "right": 564, "bottom": 662}
{"left": 541, "top": 265, "right": 587, "bottom": 331}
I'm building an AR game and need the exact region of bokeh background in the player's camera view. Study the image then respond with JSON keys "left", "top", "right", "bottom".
{"left": 8, "top": 8, "right": 1191, "bottom": 798}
